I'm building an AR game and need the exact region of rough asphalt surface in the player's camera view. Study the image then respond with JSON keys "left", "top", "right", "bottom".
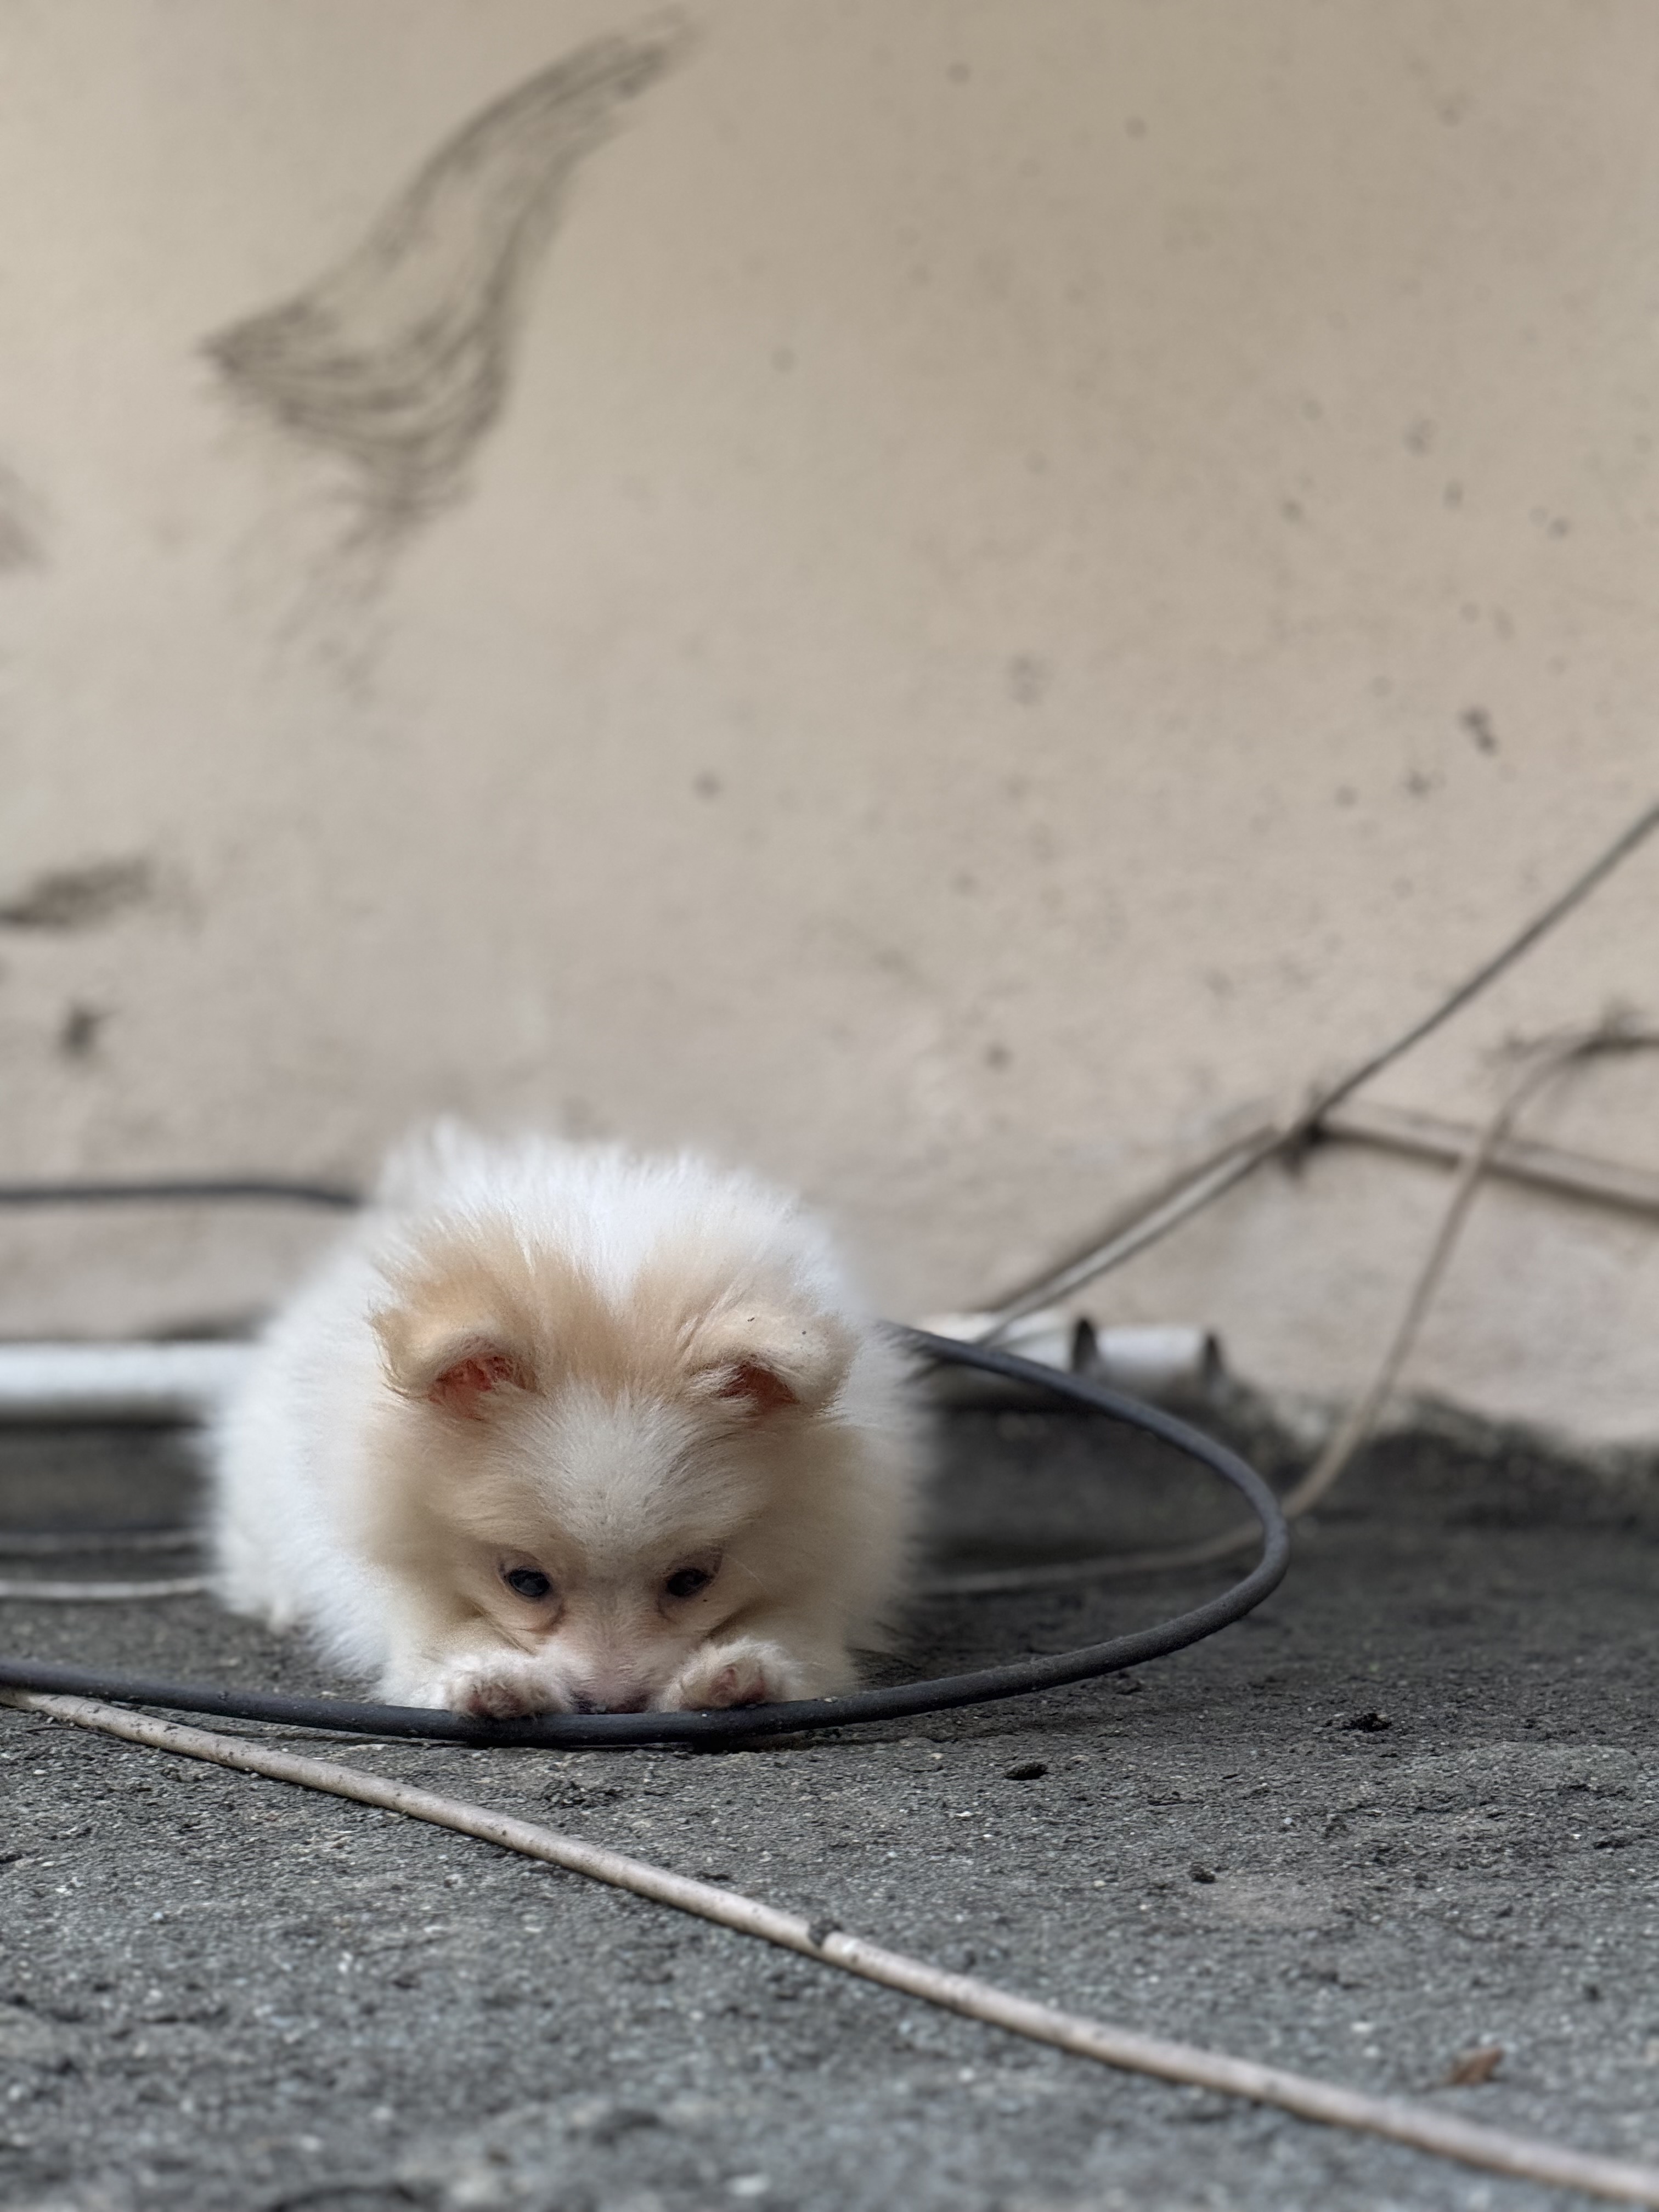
{"left": 1, "top": 1404, "right": 1657, "bottom": 2212}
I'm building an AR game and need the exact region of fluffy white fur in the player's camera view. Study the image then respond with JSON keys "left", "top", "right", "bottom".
{"left": 209, "top": 1125, "right": 922, "bottom": 1716}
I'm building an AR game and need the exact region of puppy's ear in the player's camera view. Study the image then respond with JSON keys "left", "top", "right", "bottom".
{"left": 373, "top": 1302, "right": 536, "bottom": 1420}
{"left": 689, "top": 1308, "right": 854, "bottom": 1418}
{"left": 421, "top": 1336, "right": 534, "bottom": 1418}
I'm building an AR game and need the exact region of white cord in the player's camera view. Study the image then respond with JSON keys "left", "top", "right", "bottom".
{"left": 0, "top": 1575, "right": 207, "bottom": 1601}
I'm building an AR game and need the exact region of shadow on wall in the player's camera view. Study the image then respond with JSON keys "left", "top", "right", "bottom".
{"left": 203, "top": 18, "right": 692, "bottom": 548}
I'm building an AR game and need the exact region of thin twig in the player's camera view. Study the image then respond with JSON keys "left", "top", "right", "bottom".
{"left": 7, "top": 1688, "right": 1659, "bottom": 2209}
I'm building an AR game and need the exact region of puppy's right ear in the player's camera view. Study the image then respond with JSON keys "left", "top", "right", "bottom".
{"left": 373, "top": 1306, "right": 536, "bottom": 1420}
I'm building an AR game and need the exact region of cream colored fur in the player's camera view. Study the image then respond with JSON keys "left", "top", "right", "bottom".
{"left": 208, "top": 1125, "right": 923, "bottom": 1716}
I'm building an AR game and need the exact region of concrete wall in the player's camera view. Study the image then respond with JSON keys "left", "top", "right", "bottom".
{"left": 2, "top": 0, "right": 1656, "bottom": 1440}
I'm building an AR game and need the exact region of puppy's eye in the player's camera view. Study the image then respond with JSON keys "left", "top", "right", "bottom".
{"left": 663, "top": 1565, "right": 714, "bottom": 1601}
{"left": 501, "top": 1566, "right": 552, "bottom": 1601}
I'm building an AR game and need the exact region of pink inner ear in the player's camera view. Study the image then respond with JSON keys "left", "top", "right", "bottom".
{"left": 428, "top": 1350, "right": 523, "bottom": 1418}
{"left": 715, "top": 1360, "right": 798, "bottom": 1414}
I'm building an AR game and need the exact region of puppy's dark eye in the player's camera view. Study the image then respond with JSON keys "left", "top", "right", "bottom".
{"left": 501, "top": 1567, "right": 552, "bottom": 1601}
{"left": 663, "top": 1565, "right": 713, "bottom": 1601}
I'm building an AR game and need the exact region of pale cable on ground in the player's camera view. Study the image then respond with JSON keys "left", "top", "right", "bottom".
{"left": 0, "top": 1575, "right": 208, "bottom": 1601}
{"left": 1278, "top": 1025, "right": 1659, "bottom": 1526}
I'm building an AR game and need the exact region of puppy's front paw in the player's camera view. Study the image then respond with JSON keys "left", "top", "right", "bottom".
{"left": 400, "top": 1652, "right": 571, "bottom": 1719}
{"left": 663, "top": 1637, "right": 808, "bottom": 1712}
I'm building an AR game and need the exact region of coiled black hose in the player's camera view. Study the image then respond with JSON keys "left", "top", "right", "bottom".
{"left": 0, "top": 1326, "right": 1289, "bottom": 1747}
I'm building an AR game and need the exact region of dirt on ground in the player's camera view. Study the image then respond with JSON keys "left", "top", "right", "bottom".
{"left": 0, "top": 1407, "right": 1656, "bottom": 2212}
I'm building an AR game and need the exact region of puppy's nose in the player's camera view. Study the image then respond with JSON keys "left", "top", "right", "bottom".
{"left": 569, "top": 1680, "right": 651, "bottom": 1714}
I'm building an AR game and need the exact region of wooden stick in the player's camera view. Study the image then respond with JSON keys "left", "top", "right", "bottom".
{"left": 9, "top": 1686, "right": 1659, "bottom": 2208}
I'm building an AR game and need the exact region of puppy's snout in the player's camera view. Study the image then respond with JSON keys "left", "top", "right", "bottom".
{"left": 569, "top": 1678, "right": 652, "bottom": 1714}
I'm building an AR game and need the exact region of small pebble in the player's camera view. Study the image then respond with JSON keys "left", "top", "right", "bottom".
{"left": 1003, "top": 1760, "right": 1047, "bottom": 1781}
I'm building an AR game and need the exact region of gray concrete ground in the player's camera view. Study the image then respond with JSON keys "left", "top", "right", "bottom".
{"left": 1, "top": 1409, "right": 1657, "bottom": 2212}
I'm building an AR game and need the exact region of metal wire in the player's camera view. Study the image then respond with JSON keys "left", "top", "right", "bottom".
{"left": 976, "top": 795, "right": 1659, "bottom": 1338}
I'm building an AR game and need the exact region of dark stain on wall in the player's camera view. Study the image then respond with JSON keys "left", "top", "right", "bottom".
{"left": 0, "top": 464, "right": 44, "bottom": 571}
{"left": 0, "top": 859, "right": 154, "bottom": 931}
{"left": 203, "top": 21, "right": 691, "bottom": 540}
{"left": 57, "top": 1003, "right": 109, "bottom": 1059}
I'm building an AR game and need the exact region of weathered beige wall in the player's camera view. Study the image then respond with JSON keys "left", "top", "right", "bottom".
{"left": 2, "top": 0, "right": 1657, "bottom": 1440}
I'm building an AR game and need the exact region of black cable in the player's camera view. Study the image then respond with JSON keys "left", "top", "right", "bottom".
{"left": 0, "top": 1329, "right": 1290, "bottom": 1747}
{"left": 0, "top": 1178, "right": 360, "bottom": 1208}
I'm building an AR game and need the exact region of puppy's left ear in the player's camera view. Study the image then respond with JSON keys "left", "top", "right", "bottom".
{"left": 690, "top": 1308, "right": 855, "bottom": 1417}
{"left": 373, "top": 1300, "right": 537, "bottom": 1421}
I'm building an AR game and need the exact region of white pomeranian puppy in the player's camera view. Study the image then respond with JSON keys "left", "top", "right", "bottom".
{"left": 209, "top": 1125, "right": 922, "bottom": 1717}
